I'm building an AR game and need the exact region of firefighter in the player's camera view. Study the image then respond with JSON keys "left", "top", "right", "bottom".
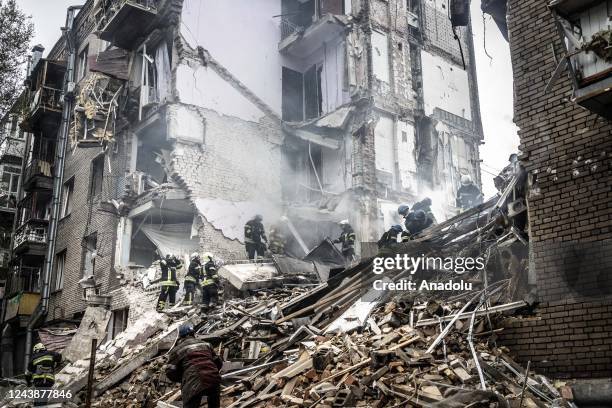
{"left": 268, "top": 218, "right": 287, "bottom": 255}
{"left": 378, "top": 224, "right": 403, "bottom": 249}
{"left": 157, "top": 253, "right": 183, "bottom": 312}
{"left": 26, "top": 342, "right": 62, "bottom": 405}
{"left": 412, "top": 197, "right": 437, "bottom": 227}
{"left": 200, "top": 252, "right": 219, "bottom": 309}
{"left": 166, "top": 324, "right": 223, "bottom": 408}
{"left": 398, "top": 204, "right": 410, "bottom": 219}
{"left": 456, "top": 174, "right": 483, "bottom": 210}
{"left": 244, "top": 214, "right": 267, "bottom": 260}
{"left": 183, "top": 252, "right": 202, "bottom": 306}
{"left": 333, "top": 220, "right": 356, "bottom": 264}
{"left": 404, "top": 210, "right": 429, "bottom": 236}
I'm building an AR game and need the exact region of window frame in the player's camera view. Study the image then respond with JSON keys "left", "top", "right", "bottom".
{"left": 61, "top": 177, "right": 74, "bottom": 218}
{"left": 89, "top": 155, "right": 104, "bottom": 200}
{"left": 54, "top": 250, "right": 66, "bottom": 292}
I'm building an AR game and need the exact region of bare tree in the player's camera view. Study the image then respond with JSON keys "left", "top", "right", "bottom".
{"left": 0, "top": 0, "right": 34, "bottom": 117}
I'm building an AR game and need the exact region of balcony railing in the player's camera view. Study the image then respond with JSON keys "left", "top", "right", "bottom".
{"left": 0, "top": 137, "right": 26, "bottom": 161}
{"left": 13, "top": 220, "right": 48, "bottom": 250}
{"left": 281, "top": 18, "right": 301, "bottom": 41}
{"left": 6, "top": 266, "right": 41, "bottom": 295}
{"left": 30, "top": 86, "right": 63, "bottom": 114}
{"left": 98, "top": 0, "right": 160, "bottom": 49}
{"left": 24, "top": 159, "right": 53, "bottom": 184}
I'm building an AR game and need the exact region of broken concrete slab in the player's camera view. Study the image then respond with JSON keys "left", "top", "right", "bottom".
{"left": 62, "top": 306, "right": 111, "bottom": 363}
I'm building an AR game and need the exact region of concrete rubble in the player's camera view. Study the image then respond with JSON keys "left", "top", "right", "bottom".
{"left": 0, "top": 166, "right": 576, "bottom": 407}
{"left": 0, "top": 159, "right": 575, "bottom": 408}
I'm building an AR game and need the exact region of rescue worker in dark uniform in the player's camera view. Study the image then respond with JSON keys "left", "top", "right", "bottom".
{"left": 184, "top": 252, "right": 202, "bottom": 306}
{"left": 412, "top": 197, "right": 437, "bottom": 227}
{"left": 200, "top": 252, "right": 219, "bottom": 309}
{"left": 26, "top": 343, "right": 62, "bottom": 406}
{"left": 166, "top": 324, "right": 223, "bottom": 408}
{"left": 268, "top": 218, "right": 288, "bottom": 255}
{"left": 244, "top": 215, "right": 267, "bottom": 260}
{"left": 157, "top": 253, "right": 183, "bottom": 312}
{"left": 404, "top": 210, "right": 429, "bottom": 237}
{"left": 456, "top": 174, "right": 483, "bottom": 210}
{"left": 378, "top": 224, "right": 403, "bottom": 249}
{"left": 333, "top": 220, "right": 356, "bottom": 264}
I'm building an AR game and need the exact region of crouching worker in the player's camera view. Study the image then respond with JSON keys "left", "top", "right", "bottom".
{"left": 200, "top": 252, "right": 219, "bottom": 309}
{"left": 26, "top": 343, "right": 62, "bottom": 406}
{"left": 378, "top": 224, "right": 403, "bottom": 250}
{"left": 166, "top": 324, "right": 222, "bottom": 408}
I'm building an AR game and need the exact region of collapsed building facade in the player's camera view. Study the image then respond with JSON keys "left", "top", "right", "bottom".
{"left": 0, "top": 0, "right": 484, "bottom": 376}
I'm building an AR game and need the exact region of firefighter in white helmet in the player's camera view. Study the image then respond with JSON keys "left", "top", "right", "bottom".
{"left": 333, "top": 220, "right": 356, "bottom": 265}
{"left": 456, "top": 174, "right": 483, "bottom": 210}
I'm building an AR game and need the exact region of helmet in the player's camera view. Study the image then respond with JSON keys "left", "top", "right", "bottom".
{"left": 202, "top": 252, "right": 213, "bottom": 262}
{"left": 460, "top": 174, "right": 472, "bottom": 186}
{"left": 178, "top": 323, "right": 195, "bottom": 338}
{"left": 190, "top": 252, "right": 200, "bottom": 261}
{"left": 338, "top": 219, "right": 349, "bottom": 226}
{"left": 254, "top": 214, "right": 263, "bottom": 222}
{"left": 33, "top": 343, "right": 46, "bottom": 353}
{"left": 391, "top": 224, "right": 403, "bottom": 233}
{"left": 398, "top": 205, "right": 410, "bottom": 216}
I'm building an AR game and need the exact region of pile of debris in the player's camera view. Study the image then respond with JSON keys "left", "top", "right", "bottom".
{"left": 4, "top": 165, "right": 569, "bottom": 407}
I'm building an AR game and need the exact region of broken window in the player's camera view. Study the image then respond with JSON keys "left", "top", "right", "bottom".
{"left": 0, "top": 166, "right": 20, "bottom": 209}
{"left": 77, "top": 46, "right": 89, "bottom": 81}
{"left": 136, "top": 145, "right": 168, "bottom": 189}
{"left": 54, "top": 250, "right": 66, "bottom": 291}
{"left": 304, "top": 64, "right": 323, "bottom": 120}
{"left": 282, "top": 67, "right": 304, "bottom": 122}
{"left": 111, "top": 308, "right": 129, "bottom": 339}
{"left": 82, "top": 233, "right": 97, "bottom": 277}
{"left": 61, "top": 177, "right": 74, "bottom": 218}
{"left": 89, "top": 155, "right": 104, "bottom": 200}
{"left": 282, "top": 64, "right": 323, "bottom": 121}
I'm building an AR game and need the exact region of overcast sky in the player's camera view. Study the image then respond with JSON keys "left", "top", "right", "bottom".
{"left": 18, "top": 0, "right": 518, "bottom": 198}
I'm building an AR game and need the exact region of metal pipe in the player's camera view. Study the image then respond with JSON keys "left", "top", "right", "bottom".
{"left": 24, "top": 4, "right": 82, "bottom": 372}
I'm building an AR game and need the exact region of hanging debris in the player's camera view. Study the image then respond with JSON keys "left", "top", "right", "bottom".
{"left": 70, "top": 72, "right": 123, "bottom": 148}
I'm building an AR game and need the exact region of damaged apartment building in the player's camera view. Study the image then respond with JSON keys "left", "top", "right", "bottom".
{"left": 0, "top": 0, "right": 483, "bottom": 375}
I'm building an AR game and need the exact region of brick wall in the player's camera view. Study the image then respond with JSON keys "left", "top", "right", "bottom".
{"left": 499, "top": 0, "right": 612, "bottom": 378}
{"left": 170, "top": 105, "right": 283, "bottom": 261}
{"left": 47, "top": 131, "right": 128, "bottom": 321}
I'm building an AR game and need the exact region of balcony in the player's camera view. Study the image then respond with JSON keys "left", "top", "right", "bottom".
{"left": 23, "top": 60, "right": 66, "bottom": 129}
{"left": 278, "top": 0, "right": 347, "bottom": 57}
{"left": 279, "top": 14, "right": 347, "bottom": 57}
{"left": 13, "top": 219, "right": 48, "bottom": 256}
{"left": 4, "top": 292, "right": 41, "bottom": 322}
{"left": 97, "top": 0, "right": 159, "bottom": 50}
{"left": 23, "top": 159, "right": 53, "bottom": 191}
{"left": 0, "top": 137, "right": 26, "bottom": 165}
{"left": 548, "top": 0, "right": 612, "bottom": 120}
